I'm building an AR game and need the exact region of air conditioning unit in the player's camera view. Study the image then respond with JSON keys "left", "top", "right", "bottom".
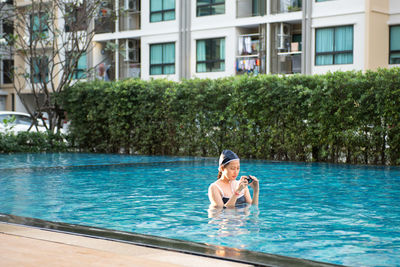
{"left": 125, "top": 0, "right": 139, "bottom": 12}
{"left": 276, "top": 23, "right": 291, "bottom": 50}
{"left": 125, "top": 39, "right": 139, "bottom": 62}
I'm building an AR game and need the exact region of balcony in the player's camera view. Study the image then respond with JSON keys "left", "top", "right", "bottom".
{"left": 271, "top": 23, "right": 302, "bottom": 74}
{"left": 271, "top": 0, "right": 302, "bottom": 14}
{"left": 119, "top": 0, "right": 141, "bottom": 31}
{"left": 95, "top": 1, "right": 115, "bottom": 34}
{"left": 119, "top": 38, "right": 140, "bottom": 79}
{"left": 236, "top": 33, "right": 261, "bottom": 75}
{"left": 236, "top": 0, "right": 266, "bottom": 18}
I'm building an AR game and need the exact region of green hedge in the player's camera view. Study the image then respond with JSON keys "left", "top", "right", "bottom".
{"left": 60, "top": 68, "right": 400, "bottom": 165}
{"left": 0, "top": 132, "right": 69, "bottom": 153}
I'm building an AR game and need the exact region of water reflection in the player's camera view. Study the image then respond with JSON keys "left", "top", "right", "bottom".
{"left": 207, "top": 205, "right": 260, "bottom": 238}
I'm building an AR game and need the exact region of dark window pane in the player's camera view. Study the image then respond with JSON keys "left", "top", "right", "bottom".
{"left": 3, "top": 59, "right": 14, "bottom": 84}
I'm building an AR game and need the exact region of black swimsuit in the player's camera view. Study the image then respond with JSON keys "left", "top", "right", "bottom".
{"left": 214, "top": 181, "right": 247, "bottom": 207}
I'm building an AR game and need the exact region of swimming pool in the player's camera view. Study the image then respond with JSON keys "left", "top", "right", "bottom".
{"left": 0, "top": 153, "right": 399, "bottom": 266}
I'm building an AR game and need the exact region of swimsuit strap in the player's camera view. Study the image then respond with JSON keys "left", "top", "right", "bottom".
{"left": 214, "top": 182, "right": 225, "bottom": 197}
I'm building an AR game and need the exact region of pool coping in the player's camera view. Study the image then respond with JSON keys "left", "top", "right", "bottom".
{"left": 0, "top": 213, "right": 343, "bottom": 267}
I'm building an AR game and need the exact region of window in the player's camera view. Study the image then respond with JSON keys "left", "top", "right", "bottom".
{"left": 197, "top": 0, "right": 225, "bottom": 17}
{"left": 30, "top": 13, "right": 49, "bottom": 40}
{"left": 150, "top": 43, "right": 175, "bottom": 75}
{"left": 31, "top": 56, "right": 49, "bottom": 83}
{"left": 389, "top": 25, "right": 400, "bottom": 64}
{"left": 2, "top": 18, "right": 13, "bottom": 36}
{"left": 196, "top": 38, "right": 225, "bottom": 72}
{"left": 315, "top": 25, "right": 353, "bottom": 65}
{"left": 150, "top": 0, "right": 175, "bottom": 22}
{"left": 67, "top": 52, "right": 87, "bottom": 79}
{"left": 2, "top": 59, "right": 14, "bottom": 84}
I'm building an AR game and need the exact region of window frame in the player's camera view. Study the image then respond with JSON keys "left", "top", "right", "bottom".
{"left": 2, "top": 59, "right": 14, "bottom": 84}
{"left": 196, "top": 0, "right": 225, "bottom": 17}
{"left": 67, "top": 51, "right": 87, "bottom": 80}
{"left": 196, "top": 37, "right": 225, "bottom": 73}
{"left": 31, "top": 56, "right": 49, "bottom": 83}
{"left": 389, "top": 25, "right": 400, "bottom": 65}
{"left": 315, "top": 25, "right": 354, "bottom": 66}
{"left": 150, "top": 0, "right": 175, "bottom": 22}
{"left": 30, "top": 12, "right": 49, "bottom": 41}
{"left": 149, "top": 42, "right": 176, "bottom": 75}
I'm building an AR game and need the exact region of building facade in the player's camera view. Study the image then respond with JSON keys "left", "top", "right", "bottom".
{"left": 91, "top": 0, "right": 400, "bottom": 82}
{"left": 1, "top": 0, "right": 400, "bottom": 112}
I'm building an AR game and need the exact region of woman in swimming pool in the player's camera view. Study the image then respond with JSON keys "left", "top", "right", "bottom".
{"left": 208, "top": 150, "right": 259, "bottom": 208}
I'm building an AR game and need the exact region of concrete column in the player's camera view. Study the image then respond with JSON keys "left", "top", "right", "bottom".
{"left": 179, "top": 0, "right": 191, "bottom": 80}
{"left": 301, "top": 0, "right": 312, "bottom": 75}
{"left": 364, "top": 0, "right": 389, "bottom": 70}
{"left": 115, "top": 0, "right": 119, "bottom": 80}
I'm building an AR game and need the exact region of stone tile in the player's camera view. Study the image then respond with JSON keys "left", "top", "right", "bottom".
{"left": 0, "top": 223, "right": 254, "bottom": 267}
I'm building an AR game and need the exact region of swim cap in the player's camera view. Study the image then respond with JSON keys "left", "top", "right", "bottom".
{"left": 219, "top": 150, "right": 239, "bottom": 167}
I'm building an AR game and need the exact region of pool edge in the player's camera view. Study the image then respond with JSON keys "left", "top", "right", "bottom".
{"left": 0, "top": 213, "right": 344, "bottom": 267}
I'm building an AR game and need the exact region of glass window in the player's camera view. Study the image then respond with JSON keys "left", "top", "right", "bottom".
{"left": 150, "top": 43, "right": 175, "bottom": 75}
{"left": 2, "top": 59, "right": 14, "bottom": 84}
{"left": 30, "top": 13, "right": 49, "bottom": 40}
{"left": 315, "top": 25, "right": 353, "bottom": 66}
{"left": 197, "top": 0, "right": 225, "bottom": 17}
{"left": 16, "top": 115, "right": 32, "bottom": 126}
{"left": 389, "top": 25, "right": 400, "bottom": 64}
{"left": 67, "top": 52, "right": 87, "bottom": 79}
{"left": 196, "top": 38, "right": 225, "bottom": 72}
{"left": 32, "top": 56, "right": 49, "bottom": 83}
{"left": 150, "top": 0, "right": 175, "bottom": 22}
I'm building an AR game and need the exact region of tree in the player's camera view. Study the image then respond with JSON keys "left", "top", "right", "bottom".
{"left": 7, "top": 0, "right": 113, "bottom": 132}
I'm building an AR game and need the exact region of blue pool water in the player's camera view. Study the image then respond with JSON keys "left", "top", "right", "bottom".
{"left": 0, "top": 153, "right": 399, "bottom": 266}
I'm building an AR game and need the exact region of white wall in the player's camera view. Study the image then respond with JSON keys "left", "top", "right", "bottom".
{"left": 312, "top": 0, "right": 365, "bottom": 18}
{"left": 190, "top": 27, "right": 237, "bottom": 79}
{"left": 389, "top": 0, "right": 400, "bottom": 24}
{"left": 311, "top": 0, "right": 366, "bottom": 74}
{"left": 191, "top": 1, "right": 236, "bottom": 31}
{"left": 140, "top": 0, "right": 180, "bottom": 35}
{"left": 141, "top": 33, "right": 180, "bottom": 81}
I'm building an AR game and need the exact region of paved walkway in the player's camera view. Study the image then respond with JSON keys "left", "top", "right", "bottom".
{"left": 0, "top": 222, "right": 253, "bottom": 267}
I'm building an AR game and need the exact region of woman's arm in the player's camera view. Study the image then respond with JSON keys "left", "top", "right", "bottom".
{"left": 249, "top": 175, "right": 259, "bottom": 205}
{"left": 208, "top": 184, "right": 225, "bottom": 208}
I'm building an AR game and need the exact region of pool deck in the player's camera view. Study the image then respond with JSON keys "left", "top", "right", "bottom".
{"left": 0, "top": 222, "right": 253, "bottom": 267}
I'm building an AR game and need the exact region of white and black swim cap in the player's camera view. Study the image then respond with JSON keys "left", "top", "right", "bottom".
{"left": 219, "top": 150, "right": 239, "bottom": 167}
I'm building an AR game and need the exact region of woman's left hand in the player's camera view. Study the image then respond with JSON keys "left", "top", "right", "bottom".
{"left": 248, "top": 175, "right": 259, "bottom": 190}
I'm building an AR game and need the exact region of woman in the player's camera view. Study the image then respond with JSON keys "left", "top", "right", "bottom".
{"left": 208, "top": 150, "right": 259, "bottom": 208}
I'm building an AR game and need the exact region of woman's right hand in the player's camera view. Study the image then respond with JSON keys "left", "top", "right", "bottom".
{"left": 236, "top": 176, "right": 249, "bottom": 193}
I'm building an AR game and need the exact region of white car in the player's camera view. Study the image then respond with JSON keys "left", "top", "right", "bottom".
{"left": 0, "top": 111, "right": 47, "bottom": 134}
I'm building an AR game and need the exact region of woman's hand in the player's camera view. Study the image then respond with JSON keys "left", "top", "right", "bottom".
{"left": 248, "top": 175, "right": 259, "bottom": 191}
{"left": 236, "top": 176, "right": 249, "bottom": 193}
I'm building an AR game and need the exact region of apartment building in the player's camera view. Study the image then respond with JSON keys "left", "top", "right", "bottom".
{"left": 92, "top": 0, "right": 400, "bottom": 82}
{"left": 0, "top": 0, "right": 14, "bottom": 111}
{"left": 1, "top": 0, "right": 400, "bottom": 112}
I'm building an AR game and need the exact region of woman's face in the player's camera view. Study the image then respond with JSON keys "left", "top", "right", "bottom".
{"left": 222, "top": 160, "right": 240, "bottom": 181}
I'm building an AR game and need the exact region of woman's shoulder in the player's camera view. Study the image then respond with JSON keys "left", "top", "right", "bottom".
{"left": 209, "top": 181, "right": 223, "bottom": 192}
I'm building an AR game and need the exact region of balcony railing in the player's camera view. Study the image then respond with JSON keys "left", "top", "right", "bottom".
{"left": 120, "top": 62, "right": 140, "bottom": 79}
{"left": 119, "top": 11, "right": 141, "bottom": 31}
{"left": 95, "top": 16, "right": 115, "bottom": 34}
{"left": 271, "top": 0, "right": 302, "bottom": 14}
